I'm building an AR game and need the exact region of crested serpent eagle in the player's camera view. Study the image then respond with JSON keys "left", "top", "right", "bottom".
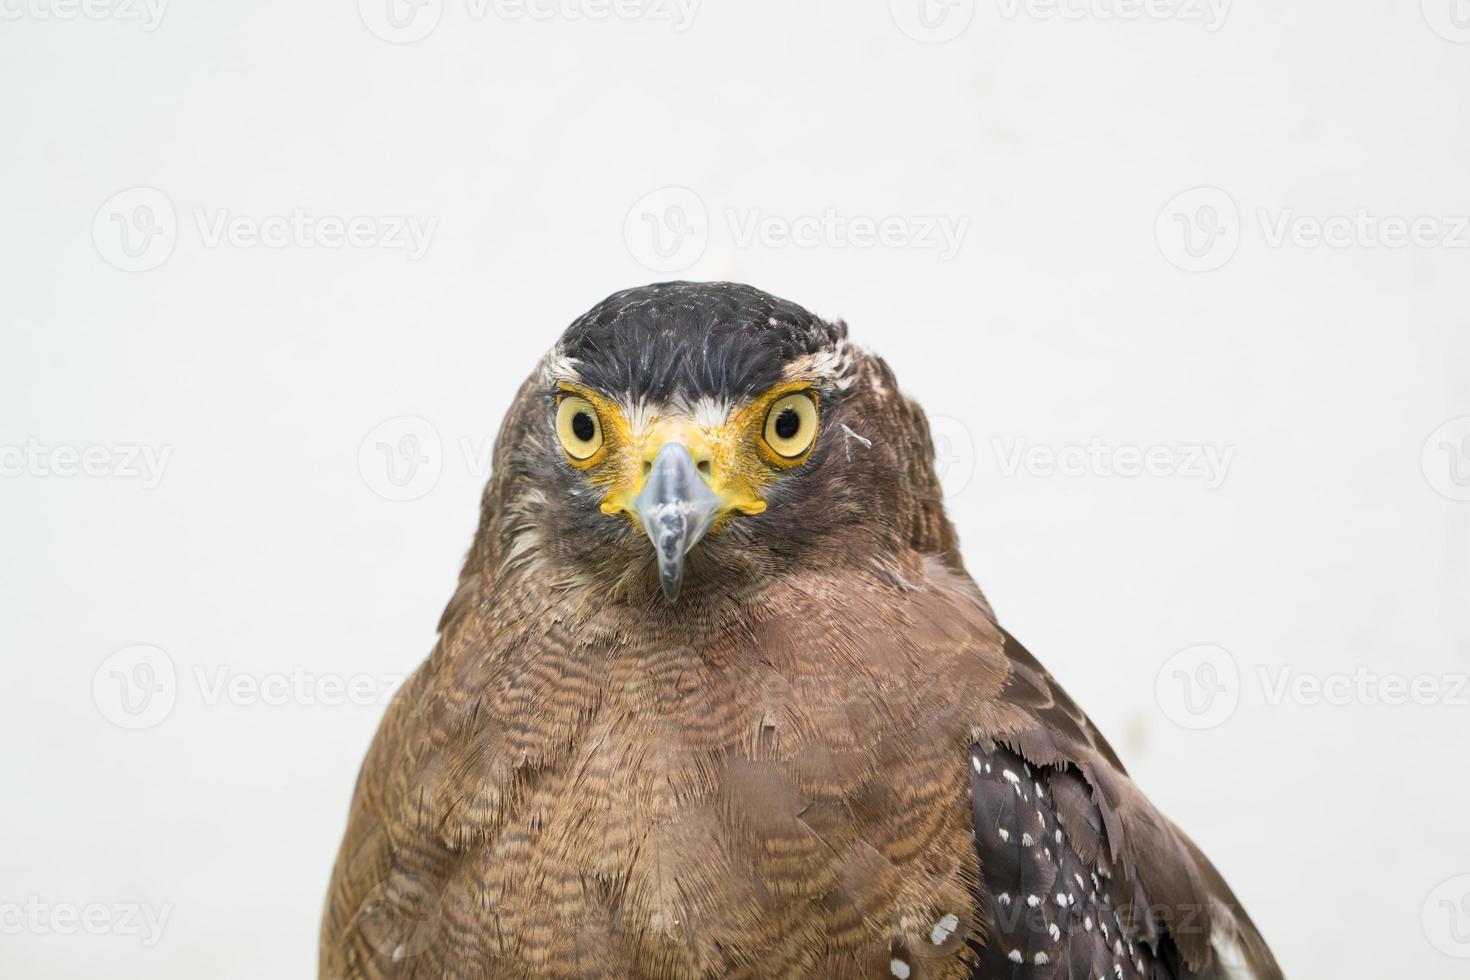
{"left": 321, "top": 282, "right": 1282, "bottom": 980}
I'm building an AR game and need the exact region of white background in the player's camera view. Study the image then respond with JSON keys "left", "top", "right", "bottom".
{"left": 3, "top": 1, "right": 1469, "bottom": 977}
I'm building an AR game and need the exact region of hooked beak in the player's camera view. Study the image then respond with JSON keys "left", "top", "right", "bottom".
{"left": 631, "top": 443, "right": 722, "bottom": 601}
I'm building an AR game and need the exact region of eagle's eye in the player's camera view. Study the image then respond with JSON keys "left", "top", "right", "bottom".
{"left": 762, "top": 391, "right": 819, "bottom": 460}
{"left": 556, "top": 395, "right": 604, "bottom": 462}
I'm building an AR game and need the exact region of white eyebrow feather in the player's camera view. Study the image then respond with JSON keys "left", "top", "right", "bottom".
{"left": 541, "top": 351, "right": 584, "bottom": 385}
{"left": 615, "top": 394, "right": 733, "bottom": 434}
{"left": 617, "top": 397, "right": 659, "bottom": 435}
{"left": 690, "top": 396, "right": 733, "bottom": 429}
{"left": 781, "top": 340, "right": 860, "bottom": 391}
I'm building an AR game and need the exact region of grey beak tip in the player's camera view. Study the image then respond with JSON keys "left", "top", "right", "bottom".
{"left": 632, "top": 443, "right": 720, "bottom": 604}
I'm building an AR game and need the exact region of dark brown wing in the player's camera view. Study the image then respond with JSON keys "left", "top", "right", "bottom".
{"left": 967, "top": 630, "right": 1282, "bottom": 980}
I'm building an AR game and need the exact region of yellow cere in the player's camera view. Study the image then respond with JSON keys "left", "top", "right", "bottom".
{"left": 553, "top": 381, "right": 822, "bottom": 529}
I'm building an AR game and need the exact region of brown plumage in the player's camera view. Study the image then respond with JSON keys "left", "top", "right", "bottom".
{"left": 321, "top": 282, "right": 1281, "bottom": 980}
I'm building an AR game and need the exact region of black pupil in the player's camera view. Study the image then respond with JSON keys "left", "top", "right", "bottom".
{"left": 774, "top": 408, "right": 801, "bottom": 440}
{"left": 571, "top": 411, "right": 595, "bottom": 442}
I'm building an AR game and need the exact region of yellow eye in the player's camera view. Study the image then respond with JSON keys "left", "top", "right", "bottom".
{"left": 763, "top": 391, "right": 819, "bottom": 460}
{"left": 556, "top": 395, "right": 604, "bottom": 462}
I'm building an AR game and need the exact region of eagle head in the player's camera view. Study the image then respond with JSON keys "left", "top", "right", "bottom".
{"left": 483, "top": 281, "right": 954, "bottom": 604}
